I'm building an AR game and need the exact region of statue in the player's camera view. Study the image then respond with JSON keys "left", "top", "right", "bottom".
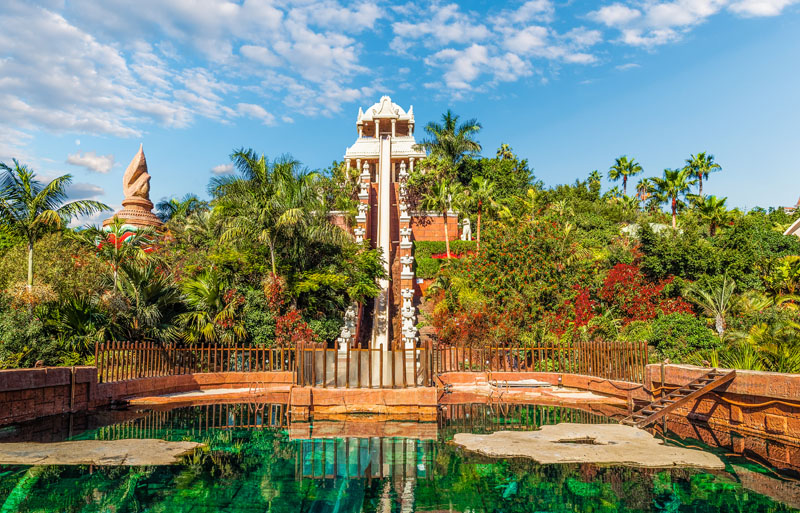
{"left": 103, "top": 144, "right": 162, "bottom": 229}
{"left": 400, "top": 227, "right": 412, "bottom": 248}
{"left": 356, "top": 202, "right": 368, "bottom": 222}
{"left": 400, "top": 255, "right": 414, "bottom": 276}
{"left": 460, "top": 217, "right": 472, "bottom": 241}
{"left": 353, "top": 227, "right": 366, "bottom": 243}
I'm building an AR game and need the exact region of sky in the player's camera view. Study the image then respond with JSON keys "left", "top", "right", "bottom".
{"left": 1, "top": 0, "right": 799, "bottom": 226}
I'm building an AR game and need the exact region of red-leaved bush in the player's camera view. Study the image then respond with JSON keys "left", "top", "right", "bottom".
{"left": 599, "top": 263, "right": 691, "bottom": 323}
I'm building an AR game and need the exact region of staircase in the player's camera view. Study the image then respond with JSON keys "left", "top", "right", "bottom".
{"left": 621, "top": 369, "right": 736, "bottom": 428}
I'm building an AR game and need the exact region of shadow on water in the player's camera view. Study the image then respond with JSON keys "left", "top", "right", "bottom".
{"left": 0, "top": 402, "right": 798, "bottom": 512}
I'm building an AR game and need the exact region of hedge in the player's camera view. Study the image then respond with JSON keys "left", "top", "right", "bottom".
{"left": 414, "top": 240, "right": 477, "bottom": 279}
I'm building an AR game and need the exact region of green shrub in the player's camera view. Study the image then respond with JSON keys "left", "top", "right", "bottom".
{"left": 647, "top": 312, "right": 720, "bottom": 362}
{"left": 414, "top": 240, "right": 477, "bottom": 279}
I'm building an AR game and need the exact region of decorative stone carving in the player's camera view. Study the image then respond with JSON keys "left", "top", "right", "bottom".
{"left": 401, "top": 288, "right": 414, "bottom": 309}
{"left": 461, "top": 217, "right": 472, "bottom": 241}
{"left": 104, "top": 145, "right": 163, "bottom": 229}
{"left": 399, "top": 202, "right": 410, "bottom": 222}
{"left": 359, "top": 180, "right": 369, "bottom": 199}
{"left": 399, "top": 227, "right": 412, "bottom": 248}
{"left": 361, "top": 161, "right": 370, "bottom": 180}
{"left": 338, "top": 303, "right": 358, "bottom": 351}
{"left": 356, "top": 202, "right": 368, "bottom": 223}
{"left": 353, "top": 227, "right": 366, "bottom": 243}
{"left": 398, "top": 161, "right": 408, "bottom": 181}
{"left": 400, "top": 255, "right": 414, "bottom": 278}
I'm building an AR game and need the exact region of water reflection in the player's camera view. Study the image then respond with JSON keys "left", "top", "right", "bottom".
{"left": 0, "top": 403, "right": 798, "bottom": 512}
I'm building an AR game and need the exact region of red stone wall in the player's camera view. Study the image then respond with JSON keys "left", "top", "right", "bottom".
{"left": 646, "top": 364, "right": 800, "bottom": 441}
{"left": 0, "top": 367, "right": 95, "bottom": 426}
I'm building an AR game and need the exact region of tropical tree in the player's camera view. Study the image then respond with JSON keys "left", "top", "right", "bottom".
{"left": 496, "top": 143, "right": 514, "bottom": 160}
{"left": 469, "top": 176, "right": 498, "bottom": 250}
{"left": 0, "top": 159, "right": 109, "bottom": 288}
{"left": 652, "top": 168, "right": 696, "bottom": 229}
{"left": 588, "top": 170, "right": 602, "bottom": 196}
{"left": 418, "top": 110, "right": 482, "bottom": 169}
{"left": 683, "top": 277, "right": 737, "bottom": 337}
{"left": 421, "top": 179, "right": 465, "bottom": 259}
{"left": 685, "top": 152, "right": 721, "bottom": 196}
{"left": 113, "top": 260, "right": 184, "bottom": 342}
{"left": 178, "top": 270, "right": 246, "bottom": 344}
{"left": 214, "top": 150, "right": 346, "bottom": 277}
{"left": 607, "top": 156, "right": 643, "bottom": 196}
{"left": 694, "top": 195, "right": 730, "bottom": 236}
{"left": 70, "top": 218, "right": 155, "bottom": 290}
{"left": 156, "top": 194, "right": 205, "bottom": 222}
{"left": 635, "top": 178, "right": 653, "bottom": 203}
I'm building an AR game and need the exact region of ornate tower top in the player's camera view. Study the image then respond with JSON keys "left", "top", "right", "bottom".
{"left": 103, "top": 144, "right": 163, "bottom": 229}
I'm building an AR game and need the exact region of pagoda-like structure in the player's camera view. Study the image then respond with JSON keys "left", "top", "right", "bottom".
{"left": 103, "top": 144, "right": 163, "bottom": 230}
{"left": 337, "top": 97, "right": 457, "bottom": 353}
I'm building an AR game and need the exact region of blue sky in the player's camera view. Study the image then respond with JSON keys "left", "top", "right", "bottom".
{"left": 1, "top": 0, "right": 798, "bottom": 225}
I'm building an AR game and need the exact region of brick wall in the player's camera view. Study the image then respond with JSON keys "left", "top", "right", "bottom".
{"left": 410, "top": 214, "right": 459, "bottom": 241}
{"left": 646, "top": 364, "right": 800, "bottom": 441}
{"left": 0, "top": 366, "right": 95, "bottom": 426}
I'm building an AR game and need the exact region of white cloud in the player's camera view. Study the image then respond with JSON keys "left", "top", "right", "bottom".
{"left": 240, "top": 45, "right": 282, "bottom": 67}
{"left": 211, "top": 163, "right": 234, "bottom": 175}
{"left": 504, "top": 26, "right": 549, "bottom": 54}
{"left": 66, "top": 151, "right": 115, "bottom": 173}
{"left": 237, "top": 103, "right": 276, "bottom": 125}
{"left": 391, "top": 4, "right": 491, "bottom": 52}
{"left": 66, "top": 182, "right": 105, "bottom": 200}
{"left": 729, "top": 0, "right": 800, "bottom": 15}
{"left": 589, "top": 4, "right": 642, "bottom": 26}
{"left": 616, "top": 62, "right": 641, "bottom": 70}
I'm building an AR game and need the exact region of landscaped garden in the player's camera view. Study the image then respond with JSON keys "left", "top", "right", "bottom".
{"left": 1, "top": 111, "right": 798, "bottom": 373}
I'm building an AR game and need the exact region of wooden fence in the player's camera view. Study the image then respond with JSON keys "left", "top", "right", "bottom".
{"left": 95, "top": 340, "right": 648, "bottom": 385}
{"left": 296, "top": 342, "right": 433, "bottom": 388}
{"left": 95, "top": 341, "right": 295, "bottom": 383}
{"left": 434, "top": 340, "right": 649, "bottom": 384}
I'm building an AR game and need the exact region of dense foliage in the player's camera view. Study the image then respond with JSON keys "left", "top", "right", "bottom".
{"left": 0, "top": 151, "right": 385, "bottom": 367}
{"left": 1, "top": 109, "right": 799, "bottom": 373}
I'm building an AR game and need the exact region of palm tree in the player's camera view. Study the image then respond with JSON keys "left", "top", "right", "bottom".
{"left": 156, "top": 194, "right": 205, "bottom": 222}
{"left": 418, "top": 110, "right": 482, "bottom": 168}
{"left": 635, "top": 178, "right": 653, "bottom": 202}
{"left": 685, "top": 152, "right": 721, "bottom": 196}
{"left": 683, "top": 277, "right": 737, "bottom": 338}
{"left": 694, "top": 195, "right": 730, "bottom": 236}
{"left": 607, "top": 156, "right": 643, "bottom": 196}
{"left": 588, "top": 170, "right": 602, "bottom": 195}
{"left": 113, "top": 260, "right": 184, "bottom": 342}
{"left": 178, "top": 270, "right": 246, "bottom": 344}
{"left": 652, "top": 168, "right": 696, "bottom": 229}
{"left": 70, "top": 217, "right": 155, "bottom": 290}
{"left": 469, "top": 176, "right": 498, "bottom": 250}
{"left": 421, "top": 179, "right": 464, "bottom": 259}
{"left": 0, "top": 159, "right": 109, "bottom": 288}
{"left": 496, "top": 143, "right": 514, "bottom": 160}
{"left": 214, "top": 149, "right": 346, "bottom": 277}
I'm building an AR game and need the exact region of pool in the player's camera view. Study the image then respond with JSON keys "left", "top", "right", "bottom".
{"left": 0, "top": 403, "right": 797, "bottom": 512}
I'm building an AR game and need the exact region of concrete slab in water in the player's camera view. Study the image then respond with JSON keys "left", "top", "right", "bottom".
{"left": 0, "top": 439, "right": 204, "bottom": 466}
{"left": 453, "top": 423, "right": 724, "bottom": 469}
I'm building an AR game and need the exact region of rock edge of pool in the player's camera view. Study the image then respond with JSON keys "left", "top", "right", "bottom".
{"left": 452, "top": 423, "right": 725, "bottom": 469}
{"left": 0, "top": 439, "right": 205, "bottom": 466}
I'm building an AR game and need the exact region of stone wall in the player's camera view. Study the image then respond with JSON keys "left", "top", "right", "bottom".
{"left": 410, "top": 214, "right": 459, "bottom": 241}
{"left": 0, "top": 367, "right": 294, "bottom": 427}
{"left": 645, "top": 364, "right": 800, "bottom": 441}
{"left": 0, "top": 367, "right": 95, "bottom": 426}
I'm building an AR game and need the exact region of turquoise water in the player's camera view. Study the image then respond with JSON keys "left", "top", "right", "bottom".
{"left": 0, "top": 403, "right": 798, "bottom": 512}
